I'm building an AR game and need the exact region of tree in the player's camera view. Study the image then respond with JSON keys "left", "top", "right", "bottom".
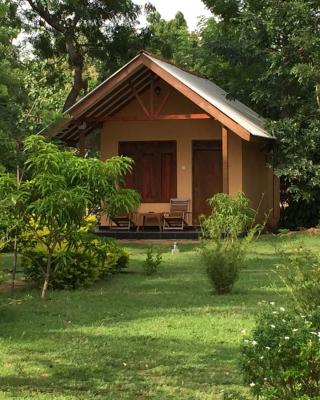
{"left": 15, "top": 0, "right": 141, "bottom": 111}
{"left": 200, "top": 0, "right": 320, "bottom": 227}
{"left": 0, "top": 135, "right": 140, "bottom": 300}
{"left": 143, "top": 9, "right": 199, "bottom": 68}
{"left": 0, "top": 0, "right": 26, "bottom": 173}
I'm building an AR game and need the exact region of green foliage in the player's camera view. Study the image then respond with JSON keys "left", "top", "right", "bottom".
{"left": 0, "top": 1, "right": 27, "bottom": 173}
{"left": 143, "top": 246, "right": 162, "bottom": 276}
{"left": 221, "top": 390, "right": 249, "bottom": 400}
{"left": 24, "top": 248, "right": 101, "bottom": 290}
{"left": 143, "top": 10, "right": 198, "bottom": 68}
{"left": 277, "top": 247, "right": 320, "bottom": 313}
{"left": 200, "top": 193, "right": 261, "bottom": 294}
{"left": 200, "top": 239, "right": 245, "bottom": 294}
{"left": 23, "top": 238, "right": 129, "bottom": 290}
{"left": 0, "top": 1, "right": 23, "bottom": 131}
{"left": 0, "top": 135, "right": 138, "bottom": 299}
{"left": 14, "top": 0, "right": 142, "bottom": 110}
{"left": 201, "top": 192, "right": 255, "bottom": 240}
{"left": 240, "top": 303, "right": 320, "bottom": 399}
{"left": 200, "top": 0, "right": 320, "bottom": 228}
{"left": 21, "top": 58, "right": 72, "bottom": 133}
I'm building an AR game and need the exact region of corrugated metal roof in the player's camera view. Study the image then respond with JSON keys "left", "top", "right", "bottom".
{"left": 144, "top": 53, "right": 272, "bottom": 139}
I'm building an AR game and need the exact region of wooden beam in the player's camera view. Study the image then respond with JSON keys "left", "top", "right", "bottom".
{"left": 85, "top": 113, "right": 212, "bottom": 123}
{"left": 155, "top": 89, "right": 172, "bottom": 116}
{"left": 92, "top": 78, "right": 151, "bottom": 120}
{"left": 130, "top": 81, "right": 150, "bottom": 116}
{"left": 222, "top": 126, "right": 229, "bottom": 193}
{"left": 70, "top": 57, "right": 145, "bottom": 118}
{"left": 85, "top": 69, "right": 151, "bottom": 118}
{"left": 141, "top": 54, "right": 251, "bottom": 141}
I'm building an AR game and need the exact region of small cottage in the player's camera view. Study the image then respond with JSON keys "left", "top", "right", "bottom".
{"left": 49, "top": 50, "right": 279, "bottom": 229}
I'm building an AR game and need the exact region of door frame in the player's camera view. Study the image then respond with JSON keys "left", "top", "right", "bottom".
{"left": 192, "top": 140, "right": 222, "bottom": 224}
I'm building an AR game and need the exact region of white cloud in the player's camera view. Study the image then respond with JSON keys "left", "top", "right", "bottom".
{"left": 135, "top": 0, "right": 212, "bottom": 31}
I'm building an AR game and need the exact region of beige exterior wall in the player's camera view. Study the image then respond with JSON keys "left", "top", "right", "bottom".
{"left": 99, "top": 82, "right": 279, "bottom": 226}
{"left": 101, "top": 119, "right": 222, "bottom": 215}
{"left": 242, "top": 140, "right": 280, "bottom": 225}
{"left": 228, "top": 132, "right": 243, "bottom": 195}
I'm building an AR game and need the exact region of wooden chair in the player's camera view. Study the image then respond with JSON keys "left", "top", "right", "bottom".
{"left": 110, "top": 214, "right": 136, "bottom": 231}
{"left": 163, "top": 199, "right": 191, "bottom": 231}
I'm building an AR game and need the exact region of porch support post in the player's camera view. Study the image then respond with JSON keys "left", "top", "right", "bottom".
{"left": 79, "top": 131, "right": 85, "bottom": 157}
{"left": 222, "top": 126, "right": 229, "bottom": 193}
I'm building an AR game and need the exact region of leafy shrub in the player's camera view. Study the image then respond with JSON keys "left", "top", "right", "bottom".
{"left": 199, "top": 193, "right": 261, "bottom": 294}
{"left": 23, "top": 238, "right": 129, "bottom": 290}
{"left": 79, "top": 235, "right": 129, "bottom": 275}
{"left": 201, "top": 192, "right": 255, "bottom": 240}
{"left": 277, "top": 247, "right": 320, "bottom": 313}
{"left": 240, "top": 303, "right": 320, "bottom": 400}
{"left": 143, "top": 247, "right": 162, "bottom": 275}
{"left": 200, "top": 240, "right": 246, "bottom": 294}
{"left": 24, "top": 248, "right": 101, "bottom": 289}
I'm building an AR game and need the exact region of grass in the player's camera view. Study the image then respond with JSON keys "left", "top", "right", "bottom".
{"left": 0, "top": 232, "right": 319, "bottom": 399}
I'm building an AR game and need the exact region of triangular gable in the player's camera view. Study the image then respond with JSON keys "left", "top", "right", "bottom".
{"left": 48, "top": 51, "right": 273, "bottom": 142}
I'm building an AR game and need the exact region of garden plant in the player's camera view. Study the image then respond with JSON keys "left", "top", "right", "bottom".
{"left": 143, "top": 246, "right": 163, "bottom": 276}
{"left": 0, "top": 135, "right": 140, "bottom": 299}
{"left": 199, "top": 193, "right": 262, "bottom": 294}
{"left": 241, "top": 245, "right": 320, "bottom": 399}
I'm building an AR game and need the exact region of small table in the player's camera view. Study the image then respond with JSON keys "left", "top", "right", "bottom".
{"left": 137, "top": 212, "right": 163, "bottom": 231}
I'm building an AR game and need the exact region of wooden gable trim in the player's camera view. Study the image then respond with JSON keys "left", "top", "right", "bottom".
{"left": 52, "top": 52, "right": 254, "bottom": 141}
{"left": 87, "top": 113, "right": 211, "bottom": 122}
{"left": 140, "top": 54, "right": 251, "bottom": 141}
{"left": 70, "top": 56, "right": 145, "bottom": 119}
{"left": 129, "top": 81, "right": 150, "bottom": 116}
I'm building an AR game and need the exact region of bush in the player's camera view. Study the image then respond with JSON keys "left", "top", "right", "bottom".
{"left": 277, "top": 247, "right": 320, "bottom": 313}
{"left": 79, "top": 235, "right": 129, "bottom": 275}
{"left": 200, "top": 240, "right": 246, "bottom": 294}
{"left": 201, "top": 192, "right": 255, "bottom": 240}
{"left": 24, "top": 248, "right": 101, "bottom": 289}
{"left": 199, "top": 193, "right": 261, "bottom": 294}
{"left": 143, "top": 247, "right": 162, "bottom": 275}
{"left": 240, "top": 303, "right": 320, "bottom": 400}
{"left": 23, "top": 238, "right": 129, "bottom": 290}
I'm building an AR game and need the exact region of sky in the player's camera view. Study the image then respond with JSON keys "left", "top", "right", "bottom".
{"left": 135, "top": 0, "right": 212, "bottom": 31}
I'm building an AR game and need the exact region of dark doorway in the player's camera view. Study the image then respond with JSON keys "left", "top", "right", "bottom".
{"left": 192, "top": 140, "right": 223, "bottom": 224}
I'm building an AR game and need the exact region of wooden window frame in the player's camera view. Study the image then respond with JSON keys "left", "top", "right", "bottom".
{"left": 119, "top": 140, "right": 177, "bottom": 203}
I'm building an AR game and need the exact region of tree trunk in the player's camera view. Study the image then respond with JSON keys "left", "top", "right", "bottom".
{"left": 25, "top": 2, "right": 87, "bottom": 112}
{"left": 63, "top": 33, "right": 87, "bottom": 112}
{"left": 11, "top": 236, "right": 18, "bottom": 294}
{"left": 41, "top": 250, "right": 52, "bottom": 301}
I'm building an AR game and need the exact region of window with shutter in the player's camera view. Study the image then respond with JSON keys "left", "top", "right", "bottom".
{"left": 119, "top": 141, "right": 177, "bottom": 202}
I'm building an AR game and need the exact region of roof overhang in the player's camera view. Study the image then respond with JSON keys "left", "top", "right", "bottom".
{"left": 46, "top": 51, "right": 274, "bottom": 144}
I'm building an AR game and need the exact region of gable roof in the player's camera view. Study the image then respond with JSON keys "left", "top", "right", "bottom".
{"left": 145, "top": 53, "right": 271, "bottom": 139}
{"left": 49, "top": 51, "right": 273, "bottom": 142}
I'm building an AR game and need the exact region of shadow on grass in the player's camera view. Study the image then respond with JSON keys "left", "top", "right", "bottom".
{"left": 0, "top": 332, "right": 240, "bottom": 399}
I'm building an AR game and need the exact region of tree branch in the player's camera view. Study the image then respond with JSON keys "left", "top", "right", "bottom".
{"left": 26, "top": 0, "right": 65, "bottom": 33}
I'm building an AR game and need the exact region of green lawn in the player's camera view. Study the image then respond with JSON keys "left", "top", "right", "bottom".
{"left": 0, "top": 233, "right": 319, "bottom": 400}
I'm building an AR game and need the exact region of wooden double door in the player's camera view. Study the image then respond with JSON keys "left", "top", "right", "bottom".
{"left": 192, "top": 140, "right": 223, "bottom": 223}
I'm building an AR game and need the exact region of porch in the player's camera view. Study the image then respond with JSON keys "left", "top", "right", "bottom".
{"left": 96, "top": 225, "right": 200, "bottom": 240}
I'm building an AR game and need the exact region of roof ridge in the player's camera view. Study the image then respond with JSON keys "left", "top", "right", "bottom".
{"left": 139, "top": 49, "right": 210, "bottom": 80}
